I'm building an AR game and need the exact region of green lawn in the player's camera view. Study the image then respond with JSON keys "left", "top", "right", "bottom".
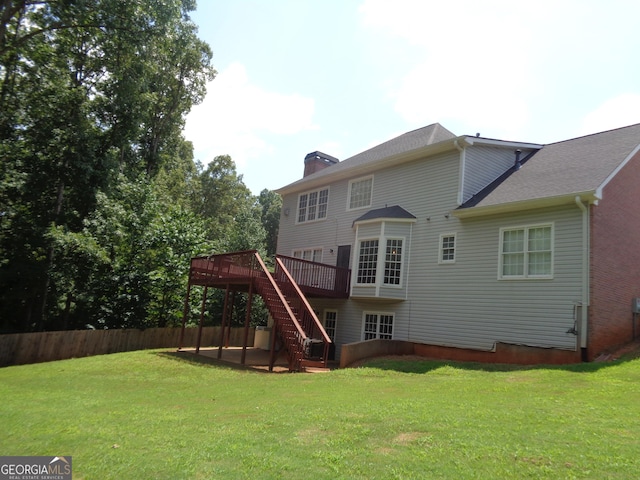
{"left": 1, "top": 350, "right": 639, "bottom": 479}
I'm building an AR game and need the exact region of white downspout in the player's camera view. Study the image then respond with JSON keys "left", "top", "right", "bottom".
{"left": 454, "top": 140, "right": 466, "bottom": 205}
{"left": 575, "top": 196, "right": 589, "bottom": 350}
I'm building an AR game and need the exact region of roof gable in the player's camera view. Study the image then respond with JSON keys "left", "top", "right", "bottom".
{"left": 459, "top": 123, "right": 640, "bottom": 215}
{"left": 277, "top": 123, "right": 456, "bottom": 194}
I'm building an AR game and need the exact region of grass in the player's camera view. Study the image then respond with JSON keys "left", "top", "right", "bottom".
{"left": 1, "top": 350, "right": 639, "bottom": 479}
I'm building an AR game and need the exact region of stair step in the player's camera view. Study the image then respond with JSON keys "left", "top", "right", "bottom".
{"left": 300, "top": 359, "right": 328, "bottom": 370}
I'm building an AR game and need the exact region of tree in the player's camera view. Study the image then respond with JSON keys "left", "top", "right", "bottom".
{"left": 192, "top": 155, "right": 252, "bottom": 248}
{"left": 0, "top": 0, "right": 214, "bottom": 332}
{"left": 257, "top": 189, "right": 282, "bottom": 258}
{"left": 78, "top": 175, "right": 211, "bottom": 330}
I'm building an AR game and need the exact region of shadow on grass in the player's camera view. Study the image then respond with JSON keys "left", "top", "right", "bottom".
{"left": 154, "top": 350, "right": 284, "bottom": 374}
{"left": 154, "top": 343, "right": 640, "bottom": 376}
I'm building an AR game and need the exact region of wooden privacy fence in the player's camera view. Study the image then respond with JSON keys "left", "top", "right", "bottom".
{"left": 0, "top": 327, "right": 254, "bottom": 367}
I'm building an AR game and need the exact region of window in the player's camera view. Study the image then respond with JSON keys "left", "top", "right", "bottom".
{"left": 356, "top": 237, "right": 405, "bottom": 286}
{"left": 348, "top": 176, "right": 373, "bottom": 210}
{"left": 383, "top": 239, "right": 403, "bottom": 285}
{"left": 500, "top": 224, "right": 553, "bottom": 279}
{"left": 363, "top": 312, "right": 394, "bottom": 340}
{"left": 323, "top": 310, "right": 337, "bottom": 341}
{"left": 293, "top": 248, "right": 322, "bottom": 262}
{"left": 357, "top": 239, "right": 379, "bottom": 284}
{"left": 439, "top": 233, "right": 456, "bottom": 264}
{"left": 297, "top": 187, "right": 329, "bottom": 223}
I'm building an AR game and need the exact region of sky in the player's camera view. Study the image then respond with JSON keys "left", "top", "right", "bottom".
{"left": 184, "top": 0, "right": 640, "bottom": 195}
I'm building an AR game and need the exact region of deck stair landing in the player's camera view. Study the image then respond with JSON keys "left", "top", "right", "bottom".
{"left": 180, "top": 250, "right": 334, "bottom": 372}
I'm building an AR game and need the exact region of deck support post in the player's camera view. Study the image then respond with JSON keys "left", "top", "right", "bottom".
{"left": 226, "top": 291, "right": 237, "bottom": 348}
{"left": 178, "top": 281, "right": 192, "bottom": 350}
{"left": 268, "top": 321, "right": 278, "bottom": 372}
{"left": 218, "top": 284, "right": 231, "bottom": 359}
{"left": 196, "top": 286, "right": 208, "bottom": 354}
{"left": 241, "top": 281, "right": 254, "bottom": 365}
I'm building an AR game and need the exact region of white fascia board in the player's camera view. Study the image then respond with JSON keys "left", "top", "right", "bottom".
{"left": 352, "top": 217, "right": 417, "bottom": 228}
{"left": 453, "top": 191, "right": 600, "bottom": 219}
{"left": 462, "top": 136, "right": 544, "bottom": 150}
{"left": 594, "top": 143, "right": 640, "bottom": 201}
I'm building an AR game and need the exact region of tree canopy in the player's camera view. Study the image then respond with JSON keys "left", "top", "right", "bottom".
{"left": 0, "top": 1, "right": 281, "bottom": 333}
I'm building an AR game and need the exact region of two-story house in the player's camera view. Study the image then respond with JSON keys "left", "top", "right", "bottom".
{"left": 274, "top": 122, "right": 640, "bottom": 366}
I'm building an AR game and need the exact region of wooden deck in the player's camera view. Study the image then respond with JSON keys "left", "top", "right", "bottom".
{"left": 182, "top": 250, "right": 343, "bottom": 372}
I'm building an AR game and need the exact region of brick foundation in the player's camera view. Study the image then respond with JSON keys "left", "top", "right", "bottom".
{"left": 340, "top": 339, "right": 581, "bottom": 367}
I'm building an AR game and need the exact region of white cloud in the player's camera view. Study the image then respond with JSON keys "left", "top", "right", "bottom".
{"left": 579, "top": 94, "right": 640, "bottom": 137}
{"left": 315, "top": 140, "right": 345, "bottom": 160}
{"left": 184, "top": 62, "right": 317, "bottom": 167}
{"left": 359, "top": 0, "right": 540, "bottom": 137}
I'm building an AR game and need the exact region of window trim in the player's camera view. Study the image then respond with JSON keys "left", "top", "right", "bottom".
{"left": 383, "top": 237, "right": 404, "bottom": 287}
{"left": 498, "top": 223, "right": 554, "bottom": 280}
{"left": 361, "top": 311, "right": 395, "bottom": 341}
{"left": 439, "top": 232, "right": 457, "bottom": 264}
{"left": 296, "top": 186, "right": 330, "bottom": 224}
{"left": 347, "top": 175, "right": 373, "bottom": 211}
{"left": 355, "top": 237, "right": 379, "bottom": 285}
{"left": 354, "top": 236, "right": 405, "bottom": 288}
{"left": 323, "top": 309, "right": 338, "bottom": 342}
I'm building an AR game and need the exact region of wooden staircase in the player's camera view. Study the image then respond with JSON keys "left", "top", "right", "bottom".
{"left": 186, "top": 251, "right": 332, "bottom": 372}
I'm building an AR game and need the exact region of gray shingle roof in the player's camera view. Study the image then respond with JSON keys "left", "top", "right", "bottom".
{"left": 353, "top": 205, "right": 417, "bottom": 225}
{"left": 474, "top": 123, "right": 640, "bottom": 208}
{"left": 278, "top": 123, "right": 456, "bottom": 192}
{"left": 341, "top": 123, "right": 457, "bottom": 170}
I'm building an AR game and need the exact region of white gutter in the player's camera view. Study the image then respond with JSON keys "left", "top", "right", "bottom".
{"left": 453, "top": 191, "right": 600, "bottom": 219}
{"left": 463, "top": 137, "right": 543, "bottom": 149}
{"left": 353, "top": 216, "right": 417, "bottom": 227}
{"left": 276, "top": 139, "right": 461, "bottom": 195}
{"left": 575, "top": 196, "right": 589, "bottom": 349}
{"left": 276, "top": 136, "right": 542, "bottom": 196}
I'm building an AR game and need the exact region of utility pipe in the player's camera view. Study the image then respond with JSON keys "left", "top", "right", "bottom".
{"left": 575, "top": 196, "right": 589, "bottom": 350}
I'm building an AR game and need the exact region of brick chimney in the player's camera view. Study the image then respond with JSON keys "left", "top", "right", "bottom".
{"left": 303, "top": 151, "right": 339, "bottom": 177}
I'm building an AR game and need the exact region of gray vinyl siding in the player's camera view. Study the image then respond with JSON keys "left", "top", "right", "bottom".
{"left": 355, "top": 224, "right": 380, "bottom": 238}
{"left": 278, "top": 147, "right": 584, "bottom": 357}
{"left": 406, "top": 205, "right": 582, "bottom": 351}
{"left": 277, "top": 150, "right": 461, "bottom": 266}
{"left": 462, "top": 146, "right": 536, "bottom": 204}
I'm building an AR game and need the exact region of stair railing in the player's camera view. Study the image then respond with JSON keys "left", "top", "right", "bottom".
{"left": 187, "top": 250, "right": 331, "bottom": 370}
{"left": 274, "top": 257, "right": 332, "bottom": 362}
{"left": 251, "top": 253, "right": 311, "bottom": 370}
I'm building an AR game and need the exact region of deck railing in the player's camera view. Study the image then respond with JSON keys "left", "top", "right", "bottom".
{"left": 275, "top": 255, "right": 350, "bottom": 298}
{"left": 187, "top": 250, "right": 332, "bottom": 370}
{"left": 189, "top": 251, "right": 255, "bottom": 284}
{"left": 273, "top": 257, "right": 332, "bottom": 361}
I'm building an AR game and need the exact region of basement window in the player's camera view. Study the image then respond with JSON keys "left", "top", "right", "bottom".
{"left": 362, "top": 312, "right": 394, "bottom": 340}
{"left": 323, "top": 310, "right": 337, "bottom": 342}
